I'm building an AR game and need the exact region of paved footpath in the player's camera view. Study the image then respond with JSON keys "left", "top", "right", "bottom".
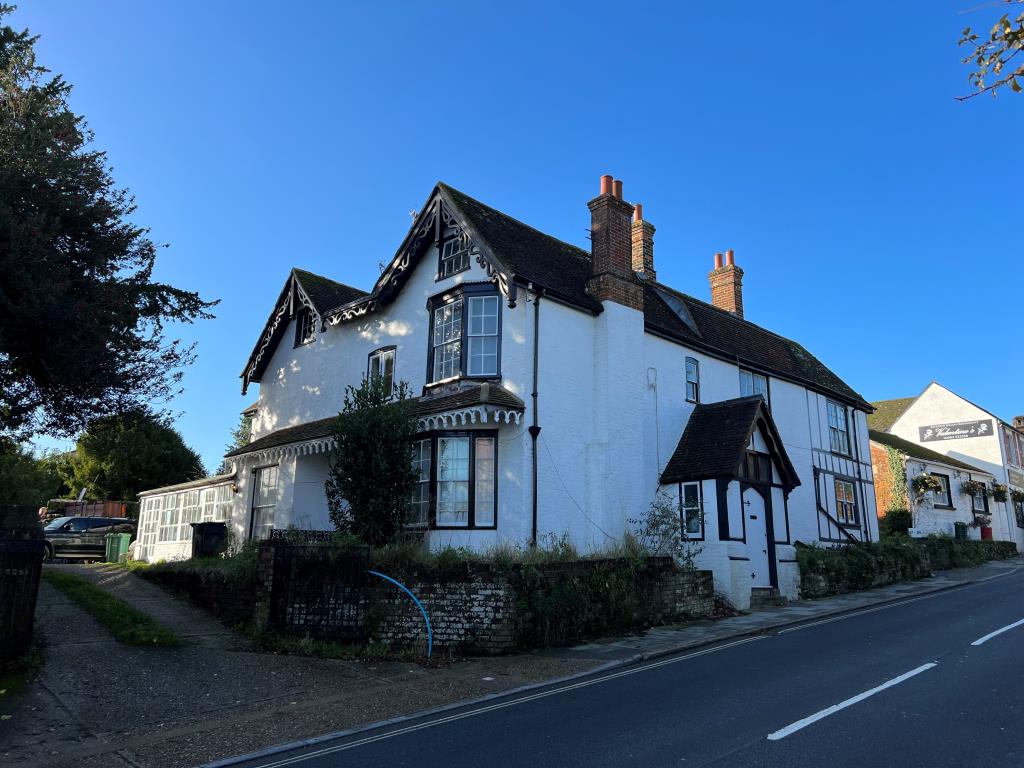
{"left": 2, "top": 558, "right": 1019, "bottom": 768}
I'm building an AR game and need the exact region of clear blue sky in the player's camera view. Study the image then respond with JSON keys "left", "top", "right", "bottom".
{"left": 18, "top": 1, "right": 1023, "bottom": 471}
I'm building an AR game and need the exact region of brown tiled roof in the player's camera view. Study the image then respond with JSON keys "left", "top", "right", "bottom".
{"left": 225, "top": 384, "right": 523, "bottom": 458}
{"left": 645, "top": 283, "right": 871, "bottom": 410}
{"left": 293, "top": 269, "right": 368, "bottom": 314}
{"left": 660, "top": 396, "right": 799, "bottom": 489}
{"left": 868, "top": 430, "right": 991, "bottom": 474}
{"left": 868, "top": 397, "right": 917, "bottom": 431}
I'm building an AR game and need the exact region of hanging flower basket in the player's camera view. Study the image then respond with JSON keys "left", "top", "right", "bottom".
{"left": 970, "top": 512, "right": 992, "bottom": 529}
{"left": 991, "top": 483, "right": 1008, "bottom": 503}
{"left": 911, "top": 474, "right": 943, "bottom": 497}
{"left": 960, "top": 479, "right": 986, "bottom": 498}
{"left": 1011, "top": 489, "right": 1024, "bottom": 504}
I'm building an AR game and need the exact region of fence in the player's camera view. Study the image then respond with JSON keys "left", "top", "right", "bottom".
{"left": 1, "top": 506, "right": 45, "bottom": 660}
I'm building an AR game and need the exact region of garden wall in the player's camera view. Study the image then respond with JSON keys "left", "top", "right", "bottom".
{"left": 797, "top": 537, "right": 1018, "bottom": 599}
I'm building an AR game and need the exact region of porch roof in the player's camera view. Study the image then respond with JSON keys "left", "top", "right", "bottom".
{"left": 138, "top": 472, "right": 236, "bottom": 498}
{"left": 660, "top": 396, "right": 800, "bottom": 490}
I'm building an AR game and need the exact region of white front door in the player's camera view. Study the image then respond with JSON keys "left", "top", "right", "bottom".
{"left": 743, "top": 487, "right": 771, "bottom": 587}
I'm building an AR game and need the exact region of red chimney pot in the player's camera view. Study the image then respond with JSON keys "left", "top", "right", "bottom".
{"left": 726, "top": 249, "right": 735, "bottom": 266}
{"left": 633, "top": 203, "right": 643, "bottom": 222}
{"left": 613, "top": 179, "right": 623, "bottom": 199}
{"left": 714, "top": 252, "right": 723, "bottom": 269}
{"left": 600, "top": 174, "right": 613, "bottom": 196}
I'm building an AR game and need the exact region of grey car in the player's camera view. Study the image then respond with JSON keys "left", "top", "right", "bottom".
{"left": 43, "top": 516, "right": 136, "bottom": 561}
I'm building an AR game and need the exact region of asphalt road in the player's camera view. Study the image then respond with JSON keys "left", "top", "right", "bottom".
{"left": 221, "top": 566, "right": 1024, "bottom": 768}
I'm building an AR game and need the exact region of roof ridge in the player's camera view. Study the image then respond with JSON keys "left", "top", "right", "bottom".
{"left": 438, "top": 182, "right": 593, "bottom": 265}
{"left": 292, "top": 267, "right": 368, "bottom": 296}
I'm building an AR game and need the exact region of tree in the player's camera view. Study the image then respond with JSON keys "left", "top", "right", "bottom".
{"left": 325, "top": 376, "right": 418, "bottom": 547}
{"left": 60, "top": 410, "right": 205, "bottom": 502}
{"left": 0, "top": 438, "right": 64, "bottom": 506}
{"left": 958, "top": 0, "right": 1024, "bottom": 100}
{"left": 216, "top": 411, "right": 253, "bottom": 473}
{"left": 0, "top": 6, "right": 216, "bottom": 440}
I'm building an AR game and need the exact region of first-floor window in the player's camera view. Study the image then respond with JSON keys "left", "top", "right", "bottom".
{"left": 432, "top": 298, "right": 463, "bottom": 382}
{"left": 295, "top": 308, "right": 316, "bottom": 346}
{"left": 685, "top": 357, "right": 700, "bottom": 403}
{"left": 409, "top": 432, "right": 497, "bottom": 528}
{"left": 740, "top": 369, "right": 768, "bottom": 402}
{"left": 931, "top": 473, "right": 952, "bottom": 508}
{"left": 368, "top": 347, "right": 396, "bottom": 393}
{"left": 251, "top": 465, "right": 279, "bottom": 539}
{"left": 827, "top": 400, "right": 851, "bottom": 456}
{"left": 679, "top": 482, "right": 702, "bottom": 536}
{"left": 834, "top": 478, "right": 857, "bottom": 525}
{"left": 972, "top": 486, "right": 988, "bottom": 514}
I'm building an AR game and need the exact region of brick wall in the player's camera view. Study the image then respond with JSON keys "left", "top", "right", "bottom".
{"left": 870, "top": 440, "right": 897, "bottom": 515}
{"left": 708, "top": 264, "right": 744, "bottom": 317}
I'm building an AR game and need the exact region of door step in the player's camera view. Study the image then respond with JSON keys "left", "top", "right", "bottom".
{"left": 749, "top": 587, "right": 788, "bottom": 609}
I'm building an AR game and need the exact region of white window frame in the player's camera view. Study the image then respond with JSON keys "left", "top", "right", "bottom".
{"left": 409, "top": 439, "right": 431, "bottom": 528}
{"left": 439, "top": 237, "right": 470, "bottom": 278}
{"left": 685, "top": 357, "right": 700, "bottom": 404}
{"left": 251, "top": 465, "right": 279, "bottom": 540}
{"left": 679, "top": 482, "right": 703, "bottom": 538}
{"left": 368, "top": 347, "right": 396, "bottom": 393}
{"left": 827, "top": 400, "right": 851, "bottom": 456}
{"left": 834, "top": 478, "right": 857, "bottom": 525}
{"left": 295, "top": 308, "right": 316, "bottom": 347}
{"left": 431, "top": 298, "right": 463, "bottom": 382}
{"left": 931, "top": 472, "right": 952, "bottom": 508}
{"left": 740, "top": 369, "right": 768, "bottom": 401}
{"left": 467, "top": 296, "right": 499, "bottom": 377}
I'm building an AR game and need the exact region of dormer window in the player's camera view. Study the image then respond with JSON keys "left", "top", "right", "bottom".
{"left": 294, "top": 308, "right": 316, "bottom": 347}
{"left": 427, "top": 285, "right": 501, "bottom": 384}
{"left": 439, "top": 237, "right": 470, "bottom": 279}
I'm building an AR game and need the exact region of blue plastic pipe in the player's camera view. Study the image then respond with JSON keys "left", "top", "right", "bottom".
{"left": 367, "top": 570, "right": 433, "bottom": 658}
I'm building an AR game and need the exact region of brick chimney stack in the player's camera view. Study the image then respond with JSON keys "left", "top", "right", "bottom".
{"left": 631, "top": 203, "right": 656, "bottom": 280}
{"left": 709, "top": 249, "right": 744, "bottom": 318}
{"left": 587, "top": 174, "right": 642, "bottom": 310}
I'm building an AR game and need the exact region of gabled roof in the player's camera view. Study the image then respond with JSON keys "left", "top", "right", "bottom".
{"left": 645, "top": 282, "right": 872, "bottom": 410}
{"left": 660, "top": 396, "right": 800, "bottom": 490}
{"left": 868, "top": 429, "right": 992, "bottom": 475}
{"left": 868, "top": 397, "right": 916, "bottom": 431}
{"left": 292, "top": 269, "right": 368, "bottom": 315}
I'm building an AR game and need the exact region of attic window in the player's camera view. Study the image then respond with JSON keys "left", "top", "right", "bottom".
{"left": 439, "top": 237, "right": 470, "bottom": 279}
{"left": 294, "top": 308, "right": 316, "bottom": 347}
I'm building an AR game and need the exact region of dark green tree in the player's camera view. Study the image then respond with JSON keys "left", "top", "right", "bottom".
{"left": 0, "top": 438, "right": 64, "bottom": 506}
{"left": 325, "top": 376, "right": 418, "bottom": 547}
{"left": 216, "top": 411, "right": 253, "bottom": 473}
{"left": 60, "top": 410, "right": 205, "bottom": 502}
{"left": 0, "top": 6, "right": 216, "bottom": 439}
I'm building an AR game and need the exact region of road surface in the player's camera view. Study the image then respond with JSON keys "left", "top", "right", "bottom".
{"left": 221, "top": 565, "right": 1024, "bottom": 768}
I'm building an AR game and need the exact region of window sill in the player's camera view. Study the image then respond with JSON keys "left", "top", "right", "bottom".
{"left": 933, "top": 504, "right": 955, "bottom": 511}
{"left": 424, "top": 375, "right": 500, "bottom": 390}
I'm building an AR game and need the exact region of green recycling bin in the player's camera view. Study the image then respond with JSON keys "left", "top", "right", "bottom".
{"left": 104, "top": 532, "right": 132, "bottom": 563}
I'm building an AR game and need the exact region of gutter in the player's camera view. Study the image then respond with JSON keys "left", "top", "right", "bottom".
{"left": 529, "top": 287, "right": 543, "bottom": 547}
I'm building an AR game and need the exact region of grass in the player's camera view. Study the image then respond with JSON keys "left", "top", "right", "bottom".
{"left": 0, "top": 643, "right": 44, "bottom": 717}
{"left": 42, "top": 570, "right": 180, "bottom": 646}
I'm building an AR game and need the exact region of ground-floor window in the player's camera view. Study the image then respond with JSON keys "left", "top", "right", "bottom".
{"left": 834, "top": 478, "right": 857, "bottom": 525}
{"left": 678, "top": 482, "right": 703, "bottom": 538}
{"left": 408, "top": 431, "right": 497, "bottom": 529}
{"left": 1014, "top": 497, "right": 1024, "bottom": 528}
{"left": 251, "top": 465, "right": 279, "bottom": 539}
{"left": 201, "top": 484, "right": 233, "bottom": 522}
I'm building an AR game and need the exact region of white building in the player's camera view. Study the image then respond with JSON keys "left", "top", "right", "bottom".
{"left": 868, "top": 429, "right": 994, "bottom": 539}
{"left": 136, "top": 176, "right": 879, "bottom": 607}
{"left": 870, "top": 383, "right": 1024, "bottom": 549}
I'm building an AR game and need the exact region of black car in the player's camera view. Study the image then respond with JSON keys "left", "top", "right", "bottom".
{"left": 43, "top": 516, "right": 136, "bottom": 561}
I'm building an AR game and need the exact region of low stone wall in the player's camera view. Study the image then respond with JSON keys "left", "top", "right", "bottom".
{"left": 797, "top": 538, "right": 1018, "bottom": 599}
{"left": 254, "top": 545, "right": 715, "bottom": 654}
{"left": 141, "top": 567, "right": 257, "bottom": 627}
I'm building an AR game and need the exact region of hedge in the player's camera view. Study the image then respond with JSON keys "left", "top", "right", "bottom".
{"left": 797, "top": 536, "right": 1018, "bottom": 598}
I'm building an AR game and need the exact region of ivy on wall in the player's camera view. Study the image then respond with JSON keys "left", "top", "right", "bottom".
{"left": 885, "top": 446, "right": 909, "bottom": 512}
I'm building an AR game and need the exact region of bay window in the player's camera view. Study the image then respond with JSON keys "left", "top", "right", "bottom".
{"left": 428, "top": 286, "right": 501, "bottom": 384}
{"left": 407, "top": 432, "right": 497, "bottom": 529}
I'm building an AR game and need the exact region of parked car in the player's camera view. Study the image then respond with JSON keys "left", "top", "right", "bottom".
{"left": 42, "top": 516, "right": 136, "bottom": 561}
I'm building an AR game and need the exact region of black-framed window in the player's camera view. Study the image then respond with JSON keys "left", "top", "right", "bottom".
{"left": 972, "top": 486, "right": 989, "bottom": 513}
{"left": 439, "top": 236, "right": 471, "bottom": 279}
{"left": 834, "top": 478, "right": 857, "bottom": 525}
{"left": 427, "top": 285, "right": 501, "bottom": 385}
{"left": 678, "top": 482, "right": 703, "bottom": 538}
{"left": 294, "top": 308, "right": 316, "bottom": 347}
{"left": 1014, "top": 497, "right": 1024, "bottom": 528}
{"left": 408, "top": 431, "right": 497, "bottom": 529}
{"left": 739, "top": 369, "right": 768, "bottom": 403}
{"left": 827, "top": 400, "right": 851, "bottom": 456}
{"left": 931, "top": 472, "right": 953, "bottom": 508}
{"left": 685, "top": 357, "right": 700, "bottom": 403}
{"left": 368, "top": 347, "right": 396, "bottom": 393}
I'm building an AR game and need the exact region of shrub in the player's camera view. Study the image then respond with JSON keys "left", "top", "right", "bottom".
{"left": 879, "top": 509, "right": 912, "bottom": 538}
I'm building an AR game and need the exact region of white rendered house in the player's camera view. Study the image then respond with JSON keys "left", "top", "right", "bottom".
{"left": 135, "top": 176, "right": 879, "bottom": 608}
{"left": 870, "top": 383, "right": 1024, "bottom": 549}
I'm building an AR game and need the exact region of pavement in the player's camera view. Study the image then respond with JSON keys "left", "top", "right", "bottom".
{"left": 0, "top": 558, "right": 1019, "bottom": 767}
{"left": 217, "top": 557, "right": 1024, "bottom": 768}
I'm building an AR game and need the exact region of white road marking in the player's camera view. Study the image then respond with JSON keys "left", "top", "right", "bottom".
{"left": 243, "top": 637, "right": 764, "bottom": 768}
{"left": 766, "top": 663, "right": 937, "bottom": 741}
{"left": 971, "top": 617, "right": 1024, "bottom": 646}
